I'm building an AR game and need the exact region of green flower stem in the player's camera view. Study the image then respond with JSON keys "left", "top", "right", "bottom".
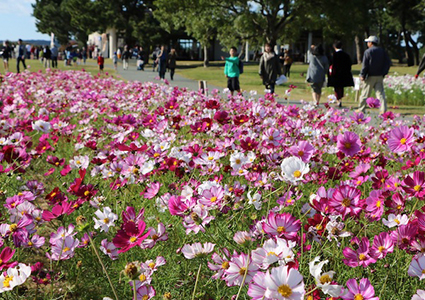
{"left": 234, "top": 251, "right": 250, "bottom": 300}
{"left": 191, "top": 263, "right": 202, "bottom": 300}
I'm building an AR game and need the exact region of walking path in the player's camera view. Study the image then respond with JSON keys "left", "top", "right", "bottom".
{"left": 104, "top": 60, "right": 413, "bottom": 123}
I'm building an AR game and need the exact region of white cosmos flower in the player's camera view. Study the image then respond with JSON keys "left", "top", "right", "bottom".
{"left": 181, "top": 242, "right": 215, "bottom": 259}
{"left": 412, "top": 289, "right": 425, "bottom": 300}
{"left": 141, "top": 160, "right": 155, "bottom": 175}
{"left": 93, "top": 207, "right": 118, "bottom": 233}
{"left": 280, "top": 156, "right": 310, "bottom": 184}
{"left": 382, "top": 214, "right": 409, "bottom": 228}
{"left": 0, "top": 263, "right": 32, "bottom": 292}
{"left": 230, "top": 151, "right": 247, "bottom": 170}
{"left": 32, "top": 120, "right": 51, "bottom": 133}
{"left": 408, "top": 255, "right": 425, "bottom": 280}
{"left": 69, "top": 155, "right": 90, "bottom": 169}
{"left": 247, "top": 191, "right": 262, "bottom": 210}
{"left": 309, "top": 256, "right": 343, "bottom": 297}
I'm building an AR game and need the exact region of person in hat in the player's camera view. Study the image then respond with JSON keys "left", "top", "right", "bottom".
{"left": 356, "top": 36, "right": 391, "bottom": 114}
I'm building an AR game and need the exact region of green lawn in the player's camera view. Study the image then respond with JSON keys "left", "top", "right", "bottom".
{"left": 174, "top": 61, "right": 425, "bottom": 115}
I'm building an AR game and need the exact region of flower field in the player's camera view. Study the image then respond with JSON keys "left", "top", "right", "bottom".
{"left": 383, "top": 75, "right": 425, "bottom": 106}
{"left": 0, "top": 69, "right": 424, "bottom": 300}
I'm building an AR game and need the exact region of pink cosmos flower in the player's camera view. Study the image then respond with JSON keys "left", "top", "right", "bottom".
{"left": 390, "top": 223, "right": 418, "bottom": 250}
{"left": 263, "top": 265, "right": 305, "bottom": 300}
{"left": 341, "top": 278, "right": 379, "bottom": 300}
{"left": 412, "top": 289, "right": 425, "bottom": 300}
{"left": 223, "top": 252, "right": 259, "bottom": 287}
{"left": 181, "top": 242, "right": 215, "bottom": 259}
{"left": 408, "top": 255, "right": 425, "bottom": 280}
{"left": 365, "top": 190, "right": 385, "bottom": 221}
{"left": 140, "top": 223, "right": 168, "bottom": 249}
{"left": 183, "top": 205, "right": 214, "bottom": 234}
{"left": 387, "top": 125, "right": 415, "bottom": 153}
{"left": 135, "top": 284, "right": 156, "bottom": 300}
{"left": 343, "top": 237, "right": 376, "bottom": 268}
{"left": 262, "top": 211, "right": 301, "bottom": 240}
{"left": 403, "top": 171, "right": 425, "bottom": 199}
{"left": 366, "top": 97, "right": 380, "bottom": 108}
{"left": 350, "top": 111, "right": 371, "bottom": 124}
{"left": 247, "top": 271, "right": 267, "bottom": 300}
{"left": 208, "top": 248, "right": 231, "bottom": 280}
{"left": 288, "top": 141, "right": 315, "bottom": 163}
{"left": 330, "top": 185, "right": 363, "bottom": 220}
{"left": 100, "top": 239, "right": 119, "bottom": 260}
{"left": 370, "top": 232, "right": 394, "bottom": 260}
{"left": 337, "top": 131, "right": 361, "bottom": 157}
{"left": 143, "top": 182, "right": 161, "bottom": 199}
{"left": 47, "top": 236, "right": 80, "bottom": 261}
{"left": 199, "top": 185, "right": 225, "bottom": 207}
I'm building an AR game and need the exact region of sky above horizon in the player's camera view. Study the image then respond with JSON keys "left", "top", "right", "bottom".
{"left": 0, "top": 0, "right": 51, "bottom": 41}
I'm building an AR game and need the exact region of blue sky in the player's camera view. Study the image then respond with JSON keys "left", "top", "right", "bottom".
{"left": 0, "top": 0, "right": 51, "bottom": 41}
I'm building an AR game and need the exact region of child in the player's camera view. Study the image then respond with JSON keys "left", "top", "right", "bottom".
{"left": 113, "top": 52, "right": 118, "bottom": 70}
{"left": 97, "top": 53, "right": 104, "bottom": 72}
{"left": 222, "top": 46, "right": 241, "bottom": 96}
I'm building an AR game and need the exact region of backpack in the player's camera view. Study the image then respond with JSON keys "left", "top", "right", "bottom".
{"left": 238, "top": 59, "right": 244, "bottom": 74}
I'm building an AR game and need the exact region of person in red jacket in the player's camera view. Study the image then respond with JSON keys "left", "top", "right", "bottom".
{"left": 97, "top": 53, "right": 104, "bottom": 72}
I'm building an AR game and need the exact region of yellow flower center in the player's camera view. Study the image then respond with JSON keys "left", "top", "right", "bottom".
{"left": 221, "top": 261, "right": 230, "bottom": 269}
{"left": 84, "top": 190, "right": 90, "bottom": 197}
{"left": 278, "top": 284, "right": 292, "bottom": 297}
{"left": 376, "top": 201, "right": 381, "bottom": 207}
{"left": 267, "top": 251, "right": 277, "bottom": 257}
{"left": 414, "top": 185, "right": 421, "bottom": 192}
{"left": 63, "top": 247, "right": 70, "bottom": 253}
{"left": 154, "top": 153, "right": 160, "bottom": 157}
{"left": 277, "top": 226, "right": 286, "bottom": 233}
{"left": 9, "top": 224, "right": 18, "bottom": 232}
{"left": 139, "top": 274, "right": 147, "bottom": 282}
{"left": 298, "top": 150, "right": 304, "bottom": 157}
{"left": 103, "top": 218, "right": 109, "bottom": 224}
{"left": 359, "top": 254, "right": 366, "bottom": 261}
{"left": 3, "top": 275, "right": 13, "bottom": 288}
{"left": 148, "top": 262, "right": 155, "bottom": 269}
{"left": 235, "top": 159, "right": 241, "bottom": 164}
{"left": 208, "top": 156, "right": 214, "bottom": 161}
{"left": 342, "top": 198, "right": 351, "bottom": 207}
{"left": 210, "top": 197, "right": 217, "bottom": 202}
{"left": 76, "top": 160, "right": 81, "bottom": 165}
{"left": 142, "top": 296, "right": 149, "bottom": 300}
{"left": 239, "top": 119, "right": 244, "bottom": 123}
{"left": 319, "top": 274, "right": 332, "bottom": 284}
{"left": 396, "top": 205, "right": 401, "bottom": 210}
{"left": 400, "top": 138, "right": 406, "bottom": 145}
{"left": 422, "top": 269, "right": 425, "bottom": 274}
{"left": 316, "top": 224, "right": 323, "bottom": 230}
{"left": 378, "top": 246, "right": 385, "bottom": 252}
{"left": 293, "top": 170, "right": 302, "bottom": 178}
{"left": 394, "top": 219, "right": 400, "bottom": 224}
{"left": 354, "top": 294, "right": 364, "bottom": 300}
{"left": 238, "top": 267, "right": 247, "bottom": 276}
{"left": 28, "top": 241, "right": 33, "bottom": 246}
{"left": 344, "top": 142, "right": 351, "bottom": 149}
{"left": 130, "top": 237, "right": 137, "bottom": 243}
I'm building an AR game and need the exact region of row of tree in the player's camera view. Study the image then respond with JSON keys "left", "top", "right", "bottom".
{"left": 32, "top": 0, "right": 425, "bottom": 66}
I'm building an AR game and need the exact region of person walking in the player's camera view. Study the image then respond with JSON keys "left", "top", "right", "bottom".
{"left": 415, "top": 53, "right": 425, "bottom": 78}
{"left": 97, "top": 53, "right": 104, "bottom": 72}
{"left": 122, "top": 46, "right": 130, "bottom": 70}
{"left": 43, "top": 45, "right": 52, "bottom": 68}
{"left": 222, "top": 46, "right": 241, "bottom": 96}
{"left": 152, "top": 47, "right": 159, "bottom": 72}
{"left": 306, "top": 44, "right": 329, "bottom": 105}
{"left": 356, "top": 36, "right": 391, "bottom": 114}
{"left": 1, "top": 41, "right": 12, "bottom": 73}
{"left": 327, "top": 41, "right": 354, "bottom": 107}
{"left": 137, "top": 46, "right": 145, "bottom": 71}
{"left": 51, "top": 45, "right": 58, "bottom": 68}
{"left": 168, "top": 48, "right": 177, "bottom": 80}
{"left": 259, "top": 43, "right": 281, "bottom": 94}
{"left": 16, "top": 39, "right": 27, "bottom": 73}
{"left": 283, "top": 49, "right": 293, "bottom": 78}
{"left": 113, "top": 52, "right": 118, "bottom": 70}
{"left": 157, "top": 45, "right": 168, "bottom": 79}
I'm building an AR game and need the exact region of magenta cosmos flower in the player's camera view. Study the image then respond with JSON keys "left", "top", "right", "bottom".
{"left": 341, "top": 278, "right": 379, "bottom": 300}
{"left": 288, "top": 141, "right": 315, "bottom": 163}
{"left": 330, "top": 185, "right": 363, "bottom": 220}
{"left": 408, "top": 255, "right": 425, "bottom": 280}
{"left": 366, "top": 97, "right": 380, "bottom": 108}
{"left": 337, "top": 132, "right": 361, "bottom": 157}
{"left": 387, "top": 125, "right": 415, "bottom": 153}
{"left": 343, "top": 237, "right": 376, "bottom": 268}
{"left": 112, "top": 220, "right": 151, "bottom": 253}
{"left": 403, "top": 171, "right": 425, "bottom": 199}
{"left": 262, "top": 211, "right": 301, "bottom": 240}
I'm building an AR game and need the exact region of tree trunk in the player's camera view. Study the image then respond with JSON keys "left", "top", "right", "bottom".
{"left": 355, "top": 35, "right": 362, "bottom": 64}
{"left": 396, "top": 31, "right": 403, "bottom": 64}
{"left": 239, "top": 41, "right": 246, "bottom": 60}
{"left": 406, "top": 32, "right": 420, "bottom": 65}
{"left": 203, "top": 45, "right": 209, "bottom": 67}
{"left": 403, "top": 30, "right": 414, "bottom": 66}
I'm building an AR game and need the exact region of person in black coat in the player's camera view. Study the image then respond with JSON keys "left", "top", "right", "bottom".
{"left": 327, "top": 41, "right": 354, "bottom": 107}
